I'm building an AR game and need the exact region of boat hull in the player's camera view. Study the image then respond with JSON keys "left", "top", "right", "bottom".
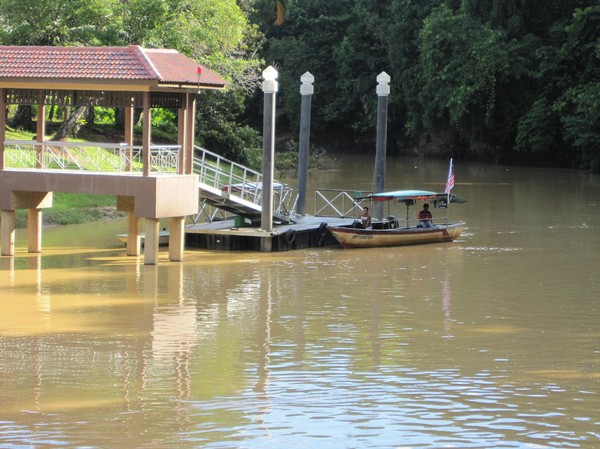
{"left": 327, "top": 222, "right": 465, "bottom": 249}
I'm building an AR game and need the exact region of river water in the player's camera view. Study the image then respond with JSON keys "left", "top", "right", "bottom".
{"left": 1, "top": 156, "right": 599, "bottom": 449}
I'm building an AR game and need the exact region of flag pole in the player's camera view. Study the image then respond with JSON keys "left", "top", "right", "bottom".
{"left": 444, "top": 158, "right": 454, "bottom": 205}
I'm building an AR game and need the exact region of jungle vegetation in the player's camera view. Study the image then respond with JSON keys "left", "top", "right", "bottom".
{"left": 1, "top": 0, "right": 599, "bottom": 170}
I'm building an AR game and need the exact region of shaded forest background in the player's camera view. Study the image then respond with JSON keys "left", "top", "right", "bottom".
{"left": 1, "top": 0, "right": 599, "bottom": 170}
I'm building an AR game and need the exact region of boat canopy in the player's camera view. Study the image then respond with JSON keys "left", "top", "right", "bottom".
{"left": 362, "top": 189, "right": 467, "bottom": 205}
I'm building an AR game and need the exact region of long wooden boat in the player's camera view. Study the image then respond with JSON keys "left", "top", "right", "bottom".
{"left": 327, "top": 189, "right": 467, "bottom": 249}
{"left": 327, "top": 221, "right": 465, "bottom": 249}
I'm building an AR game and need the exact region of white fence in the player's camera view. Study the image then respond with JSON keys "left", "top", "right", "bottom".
{"left": 4, "top": 140, "right": 180, "bottom": 174}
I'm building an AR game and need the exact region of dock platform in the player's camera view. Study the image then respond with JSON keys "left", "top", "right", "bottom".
{"left": 185, "top": 215, "right": 355, "bottom": 251}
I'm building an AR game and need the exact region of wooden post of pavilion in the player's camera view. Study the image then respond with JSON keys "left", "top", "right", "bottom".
{"left": 141, "top": 91, "right": 161, "bottom": 265}
{"left": 27, "top": 92, "right": 46, "bottom": 252}
{"left": 0, "top": 87, "right": 8, "bottom": 256}
{"left": 123, "top": 101, "right": 141, "bottom": 256}
{"left": 177, "top": 95, "right": 188, "bottom": 175}
{"left": 168, "top": 92, "right": 194, "bottom": 262}
{"left": 185, "top": 92, "right": 196, "bottom": 175}
{"left": 0, "top": 88, "right": 5, "bottom": 170}
{"left": 0, "top": 89, "right": 8, "bottom": 255}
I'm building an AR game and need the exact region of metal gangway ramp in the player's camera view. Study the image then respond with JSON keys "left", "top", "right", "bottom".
{"left": 191, "top": 146, "right": 294, "bottom": 225}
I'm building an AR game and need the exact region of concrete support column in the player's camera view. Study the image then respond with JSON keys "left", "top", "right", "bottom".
{"left": 373, "top": 72, "right": 390, "bottom": 219}
{"left": 27, "top": 208, "right": 42, "bottom": 253}
{"left": 142, "top": 92, "right": 152, "bottom": 177}
{"left": 260, "top": 66, "right": 278, "bottom": 252}
{"left": 127, "top": 212, "right": 141, "bottom": 256}
{"left": 1, "top": 210, "right": 15, "bottom": 256}
{"left": 168, "top": 216, "right": 185, "bottom": 262}
{"left": 297, "top": 72, "right": 314, "bottom": 216}
{"left": 0, "top": 88, "right": 6, "bottom": 170}
{"left": 144, "top": 218, "right": 160, "bottom": 265}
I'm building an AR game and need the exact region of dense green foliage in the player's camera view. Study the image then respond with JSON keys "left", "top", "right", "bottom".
{"left": 1, "top": 0, "right": 598, "bottom": 170}
{"left": 0, "top": 0, "right": 264, "bottom": 164}
{"left": 251, "top": 0, "right": 600, "bottom": 170}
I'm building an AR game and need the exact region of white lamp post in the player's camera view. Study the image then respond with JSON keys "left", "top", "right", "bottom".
{"left": 260, "top": 66, "right": 279, "bottom": 250}
{"left": 374, "top": 71, "right": 390, "bottom": 219}
{"left": 297, "top": 71, "right": 314, "bottom": 215}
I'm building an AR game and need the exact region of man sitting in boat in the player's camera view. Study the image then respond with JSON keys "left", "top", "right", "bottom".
{"left": 360, "top": 207, "right": 372, "bottom": 228}
{"left": 417, "top": 203, "right": 434, "bottom": 228}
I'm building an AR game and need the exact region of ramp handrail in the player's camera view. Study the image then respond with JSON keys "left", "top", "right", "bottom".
{"left": 193, "top": 145, "right": 264, "bottom": 203}
{"left": 192, "top": 145, "right": 294, "bottom": 221}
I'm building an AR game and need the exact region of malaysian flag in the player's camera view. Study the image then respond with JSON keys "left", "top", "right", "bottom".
{"left": 444, "top": 158, "right": 455, "bottom": 194}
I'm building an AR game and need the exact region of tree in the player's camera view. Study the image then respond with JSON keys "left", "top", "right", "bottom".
{"left": 418, "top": 5, "right": 509, "bottom": 138}
{"left": 146, "top": 0, "right": 264, "bottom": 159}
{"left": 516, "top": 5, "right": 600, "bottom": 169}
{"left": 0, "top": 0, "right": 264, "bottom": 160}
{"left": 0, "top": 0, "right": 121, "bottom": 46}
{"left": 0, "top": 0, "right": 122, "bottom": 132}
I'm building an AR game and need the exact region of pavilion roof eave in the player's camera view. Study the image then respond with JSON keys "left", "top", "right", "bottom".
{"left": 0, "top": 78, "right": 226, "bottom": 93}
{"left": 1, "top": 78, "right": 155, "bottom": 92}
{"left": 156, "top": 83, "right": 226, "bottom": 92}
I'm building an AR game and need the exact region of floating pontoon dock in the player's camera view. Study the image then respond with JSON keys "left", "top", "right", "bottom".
{"left": 185, "top": 215, "right": 355, "bottom": 251}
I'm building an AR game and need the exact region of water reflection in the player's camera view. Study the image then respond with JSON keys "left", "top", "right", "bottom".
{"left": 1, "top": 159, "right": 600, "bottom": 448}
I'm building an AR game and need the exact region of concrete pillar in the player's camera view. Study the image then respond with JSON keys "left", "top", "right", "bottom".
{"left": 142, "top": 92, "right": 151, "bottom": 177}
{"left": 297, "top": 72, "right": 314, "bottom": 216}
{"left": 144, "top": 218, "right": 160, "bottom": 265}
{"left": 27, "top": 208, "right": 42, "bottom": 253}
{"left": 260, "top": 66, "right": 278, "bottom": 253}
{"left": 127, "top": 212, "right": 141, "bottom": 256}
{"left": 373, "top": 72, "right": 390, "bottom": 219}
{"left": 169, "top": 216, "right": 185, "bottom": 262}
{"left": 1, "top": 210, "right": 15, "bottom": 256}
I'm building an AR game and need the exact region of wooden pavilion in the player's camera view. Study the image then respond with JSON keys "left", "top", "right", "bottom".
{"left": 0, "top": 45, "right": 227, "bottom": 264}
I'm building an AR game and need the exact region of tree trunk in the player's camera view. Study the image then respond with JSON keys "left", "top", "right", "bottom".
{"left": 10, "top": 105, "right": 36, "bottom": 132}
{"left": 114, "top": 107, "right": 142, "bottom": 137}
{"left": 84, "top": 107, "right": 95, "bottom": 130}
{"left": 51, "top": 106, "right": 87, "bottom": 141}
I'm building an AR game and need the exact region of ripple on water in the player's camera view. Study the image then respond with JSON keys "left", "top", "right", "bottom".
{"left": 182, "top": 361, "right": 600, "bottom": 449}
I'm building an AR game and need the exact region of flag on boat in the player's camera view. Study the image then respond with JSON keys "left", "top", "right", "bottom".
{"left": 444, "top": 158, "right": 455, "bottom": 194}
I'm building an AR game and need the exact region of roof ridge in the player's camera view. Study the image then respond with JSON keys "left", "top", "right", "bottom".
{"left": 129, "top": 45, "right": 162, "bottom": 80}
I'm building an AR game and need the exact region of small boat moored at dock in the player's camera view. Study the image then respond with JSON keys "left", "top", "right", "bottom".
{"left": 327, "top": 189, "right": 466, "bottom": 249}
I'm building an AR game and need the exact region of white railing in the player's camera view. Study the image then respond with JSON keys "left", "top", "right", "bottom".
{"left": 314, "top": 188, "right": 369, "bottom": 217}
{"left": 193, "top": 145, "right": 294, "bottom": 218}
{"left": 3, "top": 140, "right": 180, "bottom": 174}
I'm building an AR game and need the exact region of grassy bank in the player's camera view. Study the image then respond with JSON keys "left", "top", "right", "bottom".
{"left": 10, "top": 193, "right": 122, "bottom": 228}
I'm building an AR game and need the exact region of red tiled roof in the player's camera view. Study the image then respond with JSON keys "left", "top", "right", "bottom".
{"left": 0, "top": 45, "right": 226, "bottom": 89}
